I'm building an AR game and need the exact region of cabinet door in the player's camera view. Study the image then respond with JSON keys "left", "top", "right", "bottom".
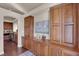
{"left": 48, "top": 44, "right": 62, "bottom": 56}
{"left": 63, "top": 25, "right": 73, "bottom": 47}
{"left": 50, "top": 6, "right": 61, "bottom": 25}
{"left": 40, "top": 42, "right": 47, "bottom": 56}
{"left": 61, "top": 4, "right": 76, "bottom": 47}
{"left": 51, "top": 26, "right": 61, "bottom": 44}
{"left": 30, "top": 40, "right": 34, "bottom": 53}
{"left": 36, "top": 42, "right": 40, "bottom": 56}
{"left": 31, "top": 40, "right": 37, "bottom": 55}
{"left": 62, "top": 4, "right": 73, "bottom": 24}
{"left": 50, "top": 5, "right": 62, "bottom": 44}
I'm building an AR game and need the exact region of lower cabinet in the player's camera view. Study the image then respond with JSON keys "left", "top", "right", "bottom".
{"left": 48, "top": 43, "right": 79, "bottom": 56}
{"left": 39, "top": 42, "right": 48, "bottom": 56}
{"left": 23, "top": 38, "right": 31, "bottom": 49}
{"left": 30, "top": 40, "right": 49, "bottom": 56}
{"left": 30, "top": 40, "right": 36, "bottom": 55}
{"left": 48, "top": 44, "right": 62, "bottom": 56}
{"left": 62, "top": 49, "right": 79, "bottom": 56}
{"left": 34, "top": 41, "right": 40, "bottom": 56}
{"left": 28, "top": 40, "right": 79, "bottom": 56}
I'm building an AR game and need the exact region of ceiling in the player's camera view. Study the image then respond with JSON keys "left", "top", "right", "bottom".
{"left": 0, "top": 3, "right": 44, "bottom": 15}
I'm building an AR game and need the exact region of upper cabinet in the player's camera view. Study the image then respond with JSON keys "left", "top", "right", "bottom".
{"left": 50, "top": 6, "right": 61, "bottom": 25}
{"left": 50, "top": 4, "right": 77, "bottom": 47}
{"left": 61, "top": 4, "right": 76, "bottom": 47}
{"left": 62, "top": 4, "right": 74, "bottom": 24}
{"left": 50, "top": 5, "right": 62, "bottom": 44}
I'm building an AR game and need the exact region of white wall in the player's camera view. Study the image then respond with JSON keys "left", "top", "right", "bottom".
{"left": 17, "top": 16, "right": 24, "bottom": 47}
{"left": 0, "top": 16, "right": 4, "bottom": 55}
{"left": 13, "top": 20, "right": 18, "bottom": 32}
{"left": 0, "top": 8, "right": 24, "bottom": 55}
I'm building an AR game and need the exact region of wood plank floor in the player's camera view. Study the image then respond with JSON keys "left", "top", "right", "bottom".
{"left": 1, "top": 40, "right": 28, "bottom": 56}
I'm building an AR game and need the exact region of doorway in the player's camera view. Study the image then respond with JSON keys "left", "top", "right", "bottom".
{"left": 3, "top": 16, "right": 18, "bottom": 55}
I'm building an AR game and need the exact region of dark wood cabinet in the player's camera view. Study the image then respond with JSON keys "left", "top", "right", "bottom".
{"left": 23, "top": 16, "right": 34, "bottom": 49}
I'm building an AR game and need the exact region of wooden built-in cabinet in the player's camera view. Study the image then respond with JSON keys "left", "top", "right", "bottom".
{"left": 23, "top": 16, "right": 34, "bottom": 49}
{"left": 50, "top": 5, "right": 61, "bottom": 44}
{"left": 30, "top": 40, "right": 36, "bottom": 54}
{"left": 48, "top": 43, "right": 79, "bottom": 56}
{"left": 61, "top": 4, "right": 77, "bottom": 47}
{"left": 23, "top": 4, "right": 79, "bottom": 56}
{"left": 30, "top": 39, "right": 49, "bottom": 56}
{"left": 62, "top": 49, "right": 79, "bottom": 56}
{"left": 49, "top": 3, "right": 79, "bottom": 56}
{"left": 48, "top": 44, "right": 62, "bottom": 56}
{"left": 50, "top": 4, "right": 76, "bottom": 47}
{"left": 24, "top": 16, "right": 49, "bottom": 56}
{"left": 39, "top": 41, "right": 49, "bottom": 56}
{"left": 77, "top": 4, "right": 79, "bottom": 49}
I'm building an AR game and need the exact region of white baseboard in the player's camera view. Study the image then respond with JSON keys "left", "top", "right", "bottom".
{"left": 0, "top": 51, "right": 4, "bottom": 55}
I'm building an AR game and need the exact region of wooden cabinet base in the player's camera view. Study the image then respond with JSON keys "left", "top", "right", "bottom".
{"left": 48, "top": 44, "right": 62, "bottom": 56}
{"left": 62, "top": 49, "right": 79, "bottom": 56}
{"left": 48, "top": 43, "right": 79, "bottom": 56}
{"left": 30, "top": 40, "right": 49, "bottom": 56}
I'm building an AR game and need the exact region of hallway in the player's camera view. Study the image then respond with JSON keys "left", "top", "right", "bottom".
{"left": 3, "top": 40, "right": 27, "bottom": 56}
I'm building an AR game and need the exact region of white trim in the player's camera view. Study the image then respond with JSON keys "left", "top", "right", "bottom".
{"left": 0, "top": 51, "right": 4, "bottom": 55}
{"left": 18, "top": 44, "right": 22, "bottom": 48}
{"left": 11, "top": 3, "right": 27, "bottom": 13}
